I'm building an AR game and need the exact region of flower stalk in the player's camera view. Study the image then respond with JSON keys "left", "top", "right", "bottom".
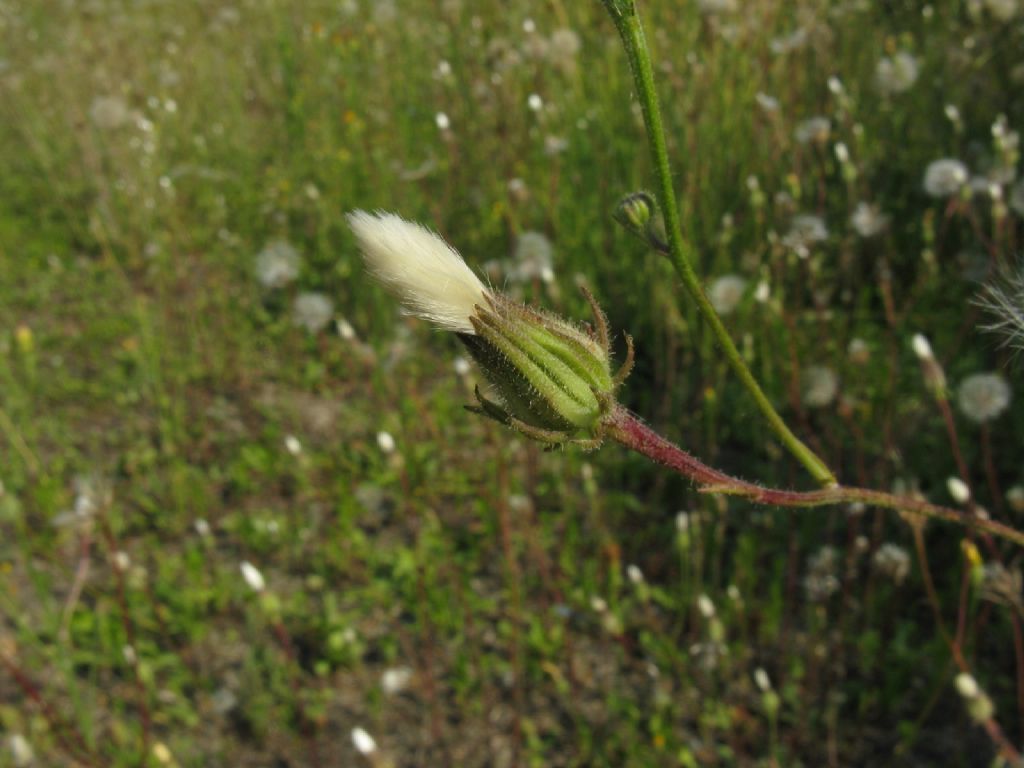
{"left": 600, "top": 405, "right": 1024, "bottom": 549}
{"left": 599, "top": 0, "right": 836, "bottom": 487}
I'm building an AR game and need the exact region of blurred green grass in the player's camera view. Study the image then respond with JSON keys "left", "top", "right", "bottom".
{"left": 1, "top": 0, "right": 1023, "bottom": 765}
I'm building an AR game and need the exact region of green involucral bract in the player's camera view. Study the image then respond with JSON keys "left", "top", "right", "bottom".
{"left": 459, "top": 293, "right": 619, "bottom": 439}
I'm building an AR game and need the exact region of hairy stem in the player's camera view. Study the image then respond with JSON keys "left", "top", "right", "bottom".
{"left": 602, "top": 406, "right": 1024, "bottom": 549}
{"left": 600, "top": 0, "right": 835, "bottom": 486}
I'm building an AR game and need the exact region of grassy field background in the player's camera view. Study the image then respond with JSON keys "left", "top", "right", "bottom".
{"left": 1, "top": 0, "right": 1023, "bottom": 765}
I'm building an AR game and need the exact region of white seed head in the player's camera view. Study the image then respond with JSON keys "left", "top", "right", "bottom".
{"left": 348, "top": 211, "right": 488, "bottom": 334}
{"left": 292, "top": 292, "right": 335, "bottom": 333}
{"left": 708, "top": 275, "right": 747, "bottom": 316}
{"left": 958, "top": 372, "right": 1011, "bottom": 424}
{"left": 947, "top": 477, "right": 971, "bottom": 504}
{"left": 240, "top": 561, "right": 266, "bottom": 593}
{"left": 873, "top": 543, "right": 911, "bottom": 584}
{"left": 923, "top": 158, "right": 968, "bottom": 198}
{"left": 351, "top": 727, "right": 377, "bottom": 755}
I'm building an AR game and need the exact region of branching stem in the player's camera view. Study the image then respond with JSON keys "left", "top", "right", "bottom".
{"left": 600, "top": 0, "right": 835, "bottom": 486}
{"left": 602, "top": 406, "right": 1024, "bottom": 549}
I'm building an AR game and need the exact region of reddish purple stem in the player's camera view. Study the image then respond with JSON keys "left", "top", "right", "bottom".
{"left": 601, "top": 406, "right": 1024, "bottom": 549}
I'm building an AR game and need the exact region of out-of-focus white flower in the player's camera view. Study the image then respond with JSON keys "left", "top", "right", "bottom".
{"left": 627, "top": 564, "right": 644, "bottom": 584}
{"left": 923, "top": 158, "right": 968, "bottom": 198}
{"left": 805, "top": 546, "right": 840, "bottom": 602}
{"left": 754, "top": 668, "right": 772, "bottom": 691}
{"left": 697, "top": 0, "right": 738, "bottom": 13}
{"left": 795, "top": 116, "right": 831, "bottom": 145}
{"left": 755, "top": 92, "right": 779, "bottom": 113}
{"left": 770, "top": 27, "right": 808, "bottom": 55}
{"left": 336, "top": 318, "right": 357, "bottom": 340}
{"left": 957, "top": 373, "right": 1011, "bottom": 423}
{"left": 240, "top": 561, "right": 266, "bottom": 593}
{"left": 984, "top": 0, "right": 1019, "bottom": 21}
{"left": 955, "top": 673, "right": 980, "bottom": 699}
{"left": 947, "top": 477, "right": 971, "bottom": 504}
{"left": 292, "top": 292, "right": 334, "bottom": 333}
{"left": 543, "top": 135, "right": 569, "bottom": 156}
{"left": 754, "top": 280, "right": 770, "bottom": 303}
{"left": 453, "top": 356, "right": 472, "bottom": 376}
{"left": 850, "top": 202, "right": 889, "bottom": 238}
{"left": 375, "top": 430, "right": 397, "bottom": 454}
{"left": 697, "top": 594, "right": 715, "bottom": 618}
{"left": 872, "top": 543, "right": 911, "bottom": 584}
{"left": 801, "top": 365, "right": 839, "bottom": 408}
{"left": 381, "top": 666, "right": 413, "bottom": 695}
{"left": 6, "top": 734, "right": 34, "bottom": 768}
{"left": 848, "top": 338, "right": 870, "bottom": 364}
{"left": 255, "top": 240, "right": 302, "bottom": 288}
{"left": 527, "top": 93, "right": 543, "bottom": 111}
{"left": 348, "top": 211, "right": 488, "bottom": 334}
{"left": 351, "top": 727, "right": 377, "bottom": 755}
{"left": 284, "top": 434, "right": 302, "bottom": 456}
{"left": 435, "top": 112, "right": 450, "bottom": 131}
{"left": 509, "top": 231, "right": 554, "bottom": 283}
{"left": 90, "top": 95, "right": 130, "bottom": 129}
{"left": 783, "top": 214, "right": 829, "bottom": 256}
{"left": 875, "top": 51, "right": 919, "bottom": 95}
{"left": 911, "top": 333, "right": 934, "bottom": 361}
{"left": 708, "top": 275, "right": 747, "bottom": 315}
{"left": 547, "top": 28, "right": 581, "bottom": 74}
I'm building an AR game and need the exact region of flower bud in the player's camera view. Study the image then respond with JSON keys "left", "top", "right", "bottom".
{"left": 350, "top": 211, "right": 632, "bottom": 447}
{"left": 460, "top": 292, "right": 617, "bottom": 438}
{"left": 613, "top": 191, "right": 668, "bottom": 252}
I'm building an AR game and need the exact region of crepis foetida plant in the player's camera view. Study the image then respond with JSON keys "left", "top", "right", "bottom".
{"left": 347, "top": 210, "right": 633, "bottom": 450}
{"left": 346, "top": 209, "right": 1024, "bottom": 552}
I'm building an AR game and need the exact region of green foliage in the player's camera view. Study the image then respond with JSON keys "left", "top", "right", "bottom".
{"left": 0, "top": 0, "right": 1022, "bottom": 765}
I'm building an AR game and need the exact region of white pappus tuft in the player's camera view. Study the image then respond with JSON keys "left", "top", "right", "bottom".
{"left": 348, "top": 211, "right": 489, "bottom": 334}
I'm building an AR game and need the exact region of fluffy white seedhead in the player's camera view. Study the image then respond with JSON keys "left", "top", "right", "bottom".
{"left": 348, "top": 210, "right": 489, "bottom": 333}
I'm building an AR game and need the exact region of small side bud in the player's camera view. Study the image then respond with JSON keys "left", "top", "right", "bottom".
{"left": 614, "top": 191, "right": 668, "bottom": 253}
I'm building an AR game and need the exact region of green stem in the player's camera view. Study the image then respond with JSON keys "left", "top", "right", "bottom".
{"left": 602, "top": 1, "right": 836, "bottom": 487}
